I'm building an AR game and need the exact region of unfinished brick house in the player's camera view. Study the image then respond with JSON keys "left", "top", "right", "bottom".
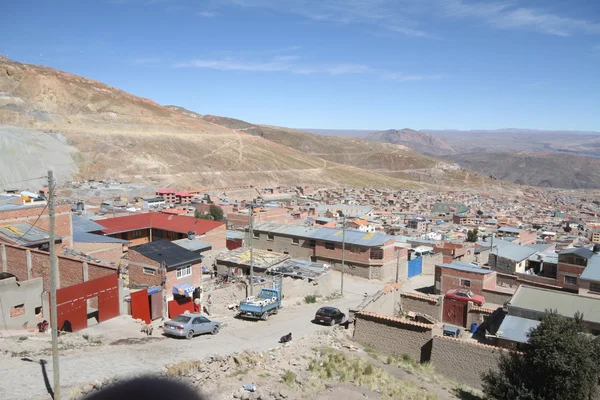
{"left": 434, "top": 261, "right": 497, "bottom": 295}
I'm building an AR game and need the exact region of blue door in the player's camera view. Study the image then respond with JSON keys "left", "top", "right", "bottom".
{"left": 407, "top": 257, "right": 423, "bottom": 278}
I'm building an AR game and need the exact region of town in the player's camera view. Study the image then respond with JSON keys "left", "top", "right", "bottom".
{"left": 2, "top": 181, "right": 600, "bottom": 399}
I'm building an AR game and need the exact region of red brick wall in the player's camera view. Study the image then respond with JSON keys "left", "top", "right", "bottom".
{"left": 164, "top": 263, "right": 202, "bottom": 298}
{"left": 200, "top": 224, "right": 227, "bottom": 251}
{"left": 518, "top": 231, "right": 537, "bottom": 245}
{"left": 3, "top": 243, "right": 115, "bottom": 291}
{"left": 313, "top": 237, "right": 396, "bottom": 266}
{"left": 435, "top": 265, "right": 496, "bottom": 295}
{"left": 128, "top": 264, "right": 162, "bottom": 287}
{"left": 557, "top": 262, "right": 585, "bottom": 291}
{"left": 73, "top": 242, "right": 125, "bottom": 266}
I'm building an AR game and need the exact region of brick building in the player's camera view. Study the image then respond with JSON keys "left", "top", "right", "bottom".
{"left": 557, "top": 247, "right": 593, "bottom": 292}
{"left": 72, "top": 215, "right": 129, "bottom": 266}
{"left": 156, "top": 189, "right": 177, "bottom": 204}
{"left": 227, "top": 207, "right": 294, "bottom": 229}
{"left": 433, "top": 243, "right": 475, "bottom": 264}
{"left": 434, "top": 262, "right": 497, "bottom": 295}
{"left": 96, "top": 213, "right": 225, "bottom": 247}
{"left": 127, "top": 240, "right": 203, "bottom": 301}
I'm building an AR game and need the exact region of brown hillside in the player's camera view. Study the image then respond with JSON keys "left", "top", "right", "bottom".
{"left": 0, "top": 59, "right": 422, "bottom": 189}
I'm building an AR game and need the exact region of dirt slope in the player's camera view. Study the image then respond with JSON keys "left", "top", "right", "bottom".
{"left": 0, "top": 59, "right": 419, "bottom": 189}
{"left": 445, "top": 151, "right": 600, "bottom": 189}
{"left": 364, "top": 128, "right": 454, "bottom": 156}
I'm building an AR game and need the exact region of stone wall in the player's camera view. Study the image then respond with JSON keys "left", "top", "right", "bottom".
{"left": 399, "top": 292, "right": 442, "bottom": 320}
{"left": 466, "top": 305, "right": 494, "bottom": 329}
{"left": 430, "top": 336, "right": 506, "bottom": 390}
{"left": 353, "top": 312, "right": 433, "bottom": 362}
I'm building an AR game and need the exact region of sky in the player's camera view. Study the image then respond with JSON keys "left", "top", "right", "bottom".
{"left": 2, "top": 0, "right": 600, "bottom": 131}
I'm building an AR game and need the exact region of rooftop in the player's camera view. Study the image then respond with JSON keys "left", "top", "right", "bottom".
{"left": 96, "top": 213, "right": 224, "bottom": 235}
{"left": 72, "top": 215, "right": 105, "bottom": 234}
{"left": 499, "top": 226, "right": 522, "bottom": 234}
{"left": 0, "top": 223, "right": 56, "bottom": 247}
{"left": 496, "top": 315, "right": 540, "bottom": 344}
{"left": 269, "top": 258, "right": 329, "bottom": 281}
{"left": 253, "top": 221, "right": 318, "bottom": 237}
{"left": 580, "top": 254, "right": 600, "bottom": 282}
{"left": 130, "top": 240, "right": 203, "bottom": 269}
{"left": 308, "top": 227, "right": 393, "bottom": 247}
{"left": 493, "top": 240, "right": 538, "bottom": 262}
{"left": 315, "top": 204, "right": 373, "bottom": 218}
{"left": 172, "top": 238, "right": 212, "bottom": 253}
{"left": 508, "top": 285, "right": 600, "bottom": 325}
{"left": 559, "top": 247, "right": 594, "bottom": 259}
{"left": 436, "top": 261, "right": 494, "bottom": 275}
{"left": 216, "top": 248, "right": 289, "bottom": 270}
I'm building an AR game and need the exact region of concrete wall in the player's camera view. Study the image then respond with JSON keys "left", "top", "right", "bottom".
{"left": 72, "top": 241, "right": 125, "bottom": 265}
{"left": 422, "top": 252, "right": 443, "bottom": 275}
{"left": 362, "top": 286, "right": 401, "bottom": 316}
{"left": 251, "top": 233, "right": 314, "bottom": 260}
{"left": 399, "top": 292, "right": 442, "bottom": 320}
{"left": 430, "top": 336, "right": 505, "bottom": 390}
{"left": 466, "top": 306, "right": 494, "bottom": 329}
{"left": 0, "top": 277, "right": 43, "bottom": 330}
{"left": 353, "top": 312, "right": 433, "bottom": 362}
{"left": 482, "top": 288, "right": 514, "bottom": 306}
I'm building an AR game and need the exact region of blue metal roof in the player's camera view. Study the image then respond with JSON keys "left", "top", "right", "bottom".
{"left": 226, "top": 230, "right": 246, "bottom": 240}
{"left": 499, "top": 226, "right": 522, "bottom": 234}
{"left": 72, "top": 215, "right": 106, "bottom": 233}
{"left": 580, "top": 254, "right": 600, "bottom": 282}
{"left": 307, "top": 227, "right": 392, "bottom": 247}
{"left": 436, "top": 261, "right": 494, "bottom": 275}
{"left": 496, "top": 315, "right": 540, "bottom": 344}
{"left": 73, "top": 231, "right": 129, "bottom": 244}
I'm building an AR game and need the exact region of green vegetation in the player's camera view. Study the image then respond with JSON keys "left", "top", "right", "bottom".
{"left": 483, "top": 311, "right": 600, "bottom": 400}
{"left": 282, "top": 370, "right": 297, "bottom": 385}
{"left": 466, "top": 228, "right": 479, "bottom": 242}
{"left": 209, "top": 204, "right": 225, "bottom": 221}
{"left": 308, "top": 348, "right": 438, "bottom": 399}
{"left": 226, "top": 368, "right": 250, "bottom": 378}
{"left": 304, "top": 294, "right": 317, "bottom": 304}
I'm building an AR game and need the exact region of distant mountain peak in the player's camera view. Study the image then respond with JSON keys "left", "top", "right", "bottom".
{"left": 364, "top": 128, "right": 454, "bottom": 156}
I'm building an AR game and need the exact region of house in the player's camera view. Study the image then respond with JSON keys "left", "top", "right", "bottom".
{"left": 507, "top": 285, "right": 600, "bottom": 334}
{"left": 315, "top": 204, "right": 374, "bottom": 218}
{"left": 226, "top": 230, "right": 245, "bottom": 250}
{"left": 349, "top": 218, "right": 375, "bottom": 233}
{"left": 95, "top": 213, "right": 225, "bottom": 247}
{"left": 557, "top": 247, "right": 594, "bottom": 292}
{"left": 156, "top": 189, "right": 177, "bottom": 204}
{"left": 452, "top": 215, "right": 482, "bottom": 225}
{"left": 434, "top": 261, "right": 497, "bottom": 295}
{"left": 0, "top": 223, "right": 62, "bottom": 251}
{"left": 141, "top": 197, "right": 166, "bottom": 210}
{"left": 495, "top": 315, "right": 540, "bottom": 350}
{"left": 72, "top": 215, "right": 129, "bottom": 266}
{"left": 579, "top": 252, "right": 600, "bottom": 298}
{"left": 249, "top": 222, "right": 404, "bottom": 281}
{"left": 172, "top": 238, "right": 212, "bottom": 255}
{"left": 407, "top": 218, "right": 427, "bottom": 233}
{"left": 175, "top": 192, "right": 193, "bottom": 205}
{"left": 433, "top": 242, "right": 475, "bottom": 264}
{"left": 588, "top": 229, "right": 600, "bottom": 244}
{"left": 431, "top": 202, "right": 468, "bottom": 216}
{"left": 227, "top": 207, "right": 294, "bottom": 229}
{"left": 127, "top": 240, "right": 203, "bottom": 301}
{"left": 488, "top": 240, "right": 538, "bottom": 275}
{"left": 497, "top": 226, "right": 537, "bottom": 245}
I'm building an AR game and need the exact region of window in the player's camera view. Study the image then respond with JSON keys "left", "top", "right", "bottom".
{"left": 370, "top": 248, "right": 384, "bottom": 260}
{"left": 292, "top": 237, "right": 299, "bottom": 245}
{"left": 253, "top": 232, "right": 260, "bottom": 239}
{"left": 564, "top": 275, "right": 578, "bottom": 285}
{"left": 325, "top": 242, "right": 335, "bottom": 250}
{"left": 283, "top": 251, "right": 289, "bottom": 255}
{"left": 348, "top": 245, "right": 361, "bottom": 254}
{"left": 132, "top": 230, "right": 142, "bottom": 239}
{"left": 267, "top": 249, "right": 273, "bottom": 252}
{"left": 176, "top": 265, "right": 192, "bottom": 279}
{"left": 309, "top": 240, "right": 316, "bottom": 248}
{"left": 267, "top": 233, "right": 274, "bottom": 241}
{"left": 590, "top": 282, "right": 600, "bottom": 293}
{"left": 460, "top": 279, "right": 471, "bottom": 288}
{"left": 10, "top": 304, "right": 25, "bottom": 318}
{"left": 143, "top": 267, "right": 156, "bottom": 275}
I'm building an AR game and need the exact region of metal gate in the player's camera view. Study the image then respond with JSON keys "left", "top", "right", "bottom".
{"left": 55, "top": 274, "right": 119, "bottom": 332}
{"left": 408, "top": 257, "right": 423, "bottom": 278}
{"left": 130, "top": 289, "right": 151, "bottom": 324}
{"left": 442, "top": 298, "right": 468, "bottom": 327}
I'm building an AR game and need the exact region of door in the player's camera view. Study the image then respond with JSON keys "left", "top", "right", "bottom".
{"left": 194, "top": 316, "right": 210, "bottom": 333}
{"left": 130, "top": 289, "right": 151, "bottom": 324}
{"left": 442, "top": 298, "right": 468, "bottom": 327}
{"left": 408, "top": 257, "right": 423, "bottom": 278}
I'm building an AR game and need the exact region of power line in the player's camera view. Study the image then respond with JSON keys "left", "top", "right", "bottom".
{"left": 0, "top": 176, "right": 47, "bottom": 189}
{"left": 10, "top": 202, "right": 49, "bottom": 243}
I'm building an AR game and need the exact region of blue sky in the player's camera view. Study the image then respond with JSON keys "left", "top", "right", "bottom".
{"left": 2, "top": 0, "right": 600, "bottom": 131}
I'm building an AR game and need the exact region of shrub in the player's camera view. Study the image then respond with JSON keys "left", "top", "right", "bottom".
{"left": 282, "top": 370, "right": 296, "bottom": 385}
{"left": 304, "top": 295, "right": 317, "bottom": 304}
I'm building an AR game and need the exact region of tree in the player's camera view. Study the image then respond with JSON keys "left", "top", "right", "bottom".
{"left": 194, "top": 209, "right": 212, "bottom": 220}
{"left": 564, "top": 225, "right": 573, "bottom": 233}
{"left": 209, "top": 205, "right": 225, "bottom": 221}
{"left": 483, "top": 312, "right": 600, "bottom": 400}
{"left": 477, "top": 210, "right": 484, "bottom": 216}
{"left": 466, "top": 228, "right": 479, "bottom": 242}
{"left": 205, "top": 194, "right": 213, "bottom": 204}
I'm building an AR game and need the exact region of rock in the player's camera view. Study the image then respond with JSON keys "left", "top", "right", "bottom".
{"left": 233, "top": 388, "right": 244, "bottom": 399}
{"left": 241, "top": 392, "right": 250, "bottom": 400}
{"left": 279, "top": 389, "right": 289, "bottom": 399}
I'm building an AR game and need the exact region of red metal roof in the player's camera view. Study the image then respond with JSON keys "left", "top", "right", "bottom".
{"left": 175, "top": 192, "right": 192, "bottom": 197}
{"left": 96, "top": 213, "right": 224, "bottom": 235}
{"left": 156, "top": 189, "right": 175, "bottom": 194}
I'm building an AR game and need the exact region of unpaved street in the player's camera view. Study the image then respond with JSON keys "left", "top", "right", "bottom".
{"left": 0, "top": 273, "right": 385, "bottom": 400}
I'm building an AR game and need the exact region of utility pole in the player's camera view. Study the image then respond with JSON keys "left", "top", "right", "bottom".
{"left": 340, "top": 213, "right": 346, "bottom": 296}
{"left": 395, "top": 248, "right": 401, "bottom": 283}
{"left": 248, "top": 203, "right": 254, "bottom": 296}
{"left": 48, "top": 170, "right": 61, "bottom": 400}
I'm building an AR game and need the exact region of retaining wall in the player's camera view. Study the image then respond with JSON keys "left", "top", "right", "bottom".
{"left": 400, "top": 292, "right": 442, "bottom": 320}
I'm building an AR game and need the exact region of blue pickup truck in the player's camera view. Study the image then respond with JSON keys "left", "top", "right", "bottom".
{"left": 238, "top": 288, "right": 282, "bottom": 321}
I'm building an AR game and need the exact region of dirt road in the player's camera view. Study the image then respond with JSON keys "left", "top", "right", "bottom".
{"left": 0, "top": 273, "right": 384, "bottom": 400}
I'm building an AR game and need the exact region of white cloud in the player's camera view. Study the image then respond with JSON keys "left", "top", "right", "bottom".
{"left": 197, "top": 11, "right": 218, "bottom": 17}
{"left": 221, "top": 0, "right": 600, "bottom": 37}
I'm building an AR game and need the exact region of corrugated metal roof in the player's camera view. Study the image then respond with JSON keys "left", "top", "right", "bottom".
{"left": 226, "top": 230, "right": 246, "bottom": 240}
{"left": 508, "top": 286, "right": 600, "bottom": 324}
{"left": 559, "top": 247, "right": 594, "bottom": 259}
{"left": 172, "top": 238, "right": 212, "bottom": 252}
{"left": 499, "top": 226, "right": 522, "bottom": 234}
{"left": 436, "top": 261, "right": 493, "bottom": 275}
{"left": 73, "top": 231, "right": 129, "bottom": 244}
{"left": 0, "top": 223, "right": 54, "bottom": 246}
{"left": 494, "top": 241, "right": 538, "bottom": 262}
{"left": 496, "top": 315, "right": 540, "bottom": 344}
{"left": 580, "top": 254, "right": 600, "bottom": 282}
{"left": 72, "top": 215, "right": 106, "bottom": 233}
{"left": 307, "top": 227, "right": 392, "bottom": 247}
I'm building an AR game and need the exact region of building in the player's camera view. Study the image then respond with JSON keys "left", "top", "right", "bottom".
{"left": 175, "top": 192, "right": 193, "bottom": 205}
{"left": 579, "top": 253, "right": 600, "bottom": 298}
{"left": 495, "top": 315, "right": 540, "bottom": 350}
{"left": 507, "top": 285, "right": 600, "bottom": 334}
{"left": 488, "top": 240, "right": 538, "bottom": 275}
{"left": 156, "top": 189, "right": 177, "bottom": 204}
{"left": 141, "top": 197, "right": 166, "bottom": 210}
{"left": 588, "top": 229, "right": 600, "bottom": 244}
{"left": 0, "top": 223, "right": 62, "bottom": 251}
{"left": 431, "top": 202, "right": 468, "bottom": 216}
{"left": 249, "top": 222, "right": 404, "bottom": 280}
{"left": 557, "top": 247, "right": 594, "bottom": 292}
{"left": 95, "top": 213, "right": 225, "bottom": 246}
{"left": 407, "top": 218, "right": 427, "bottom": 233}
{"left": 71, "top": 215, "right": 129, "bottom": 266}
{"left": 433, "top": 242, "right": 475, "bottom": 264}
{"left": 434, "top": 261, "right": 497, "bottom": 295}
{"left": 226, "top": 231, "right": 245, "bottom": 250}
{"left": 227, "top": 207, "right": 294, "bottom": 229}
{"left": 349, "top": 218, "right": 376, "bottom": 233}
{"left": 215, "top": 248, "right": 290, "bottom": 276}
{"left": 127, "top": 240, "right": 203, "bottom": 301}
{"left": 313, "top": 204, "right": 374, "bottom": 218}
{"left": 497, "top": 226, "right": 537, "bottom": 245}
{"left": 452, "top": 215, "right": 482, "bottom": 225}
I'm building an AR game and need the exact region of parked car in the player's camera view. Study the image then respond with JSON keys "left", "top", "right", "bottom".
{"left": 163, "top": 313, "right": 221, "bottom": 339}
{"left": 445, "top": 289, "right": 485, "bottom": 306}
{"left": 313, "top": 307, "right": 346, "bottom": 326}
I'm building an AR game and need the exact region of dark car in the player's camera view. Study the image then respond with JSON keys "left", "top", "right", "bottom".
{"left": 314, "top": 307, "right": 346, "bottom": 326}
